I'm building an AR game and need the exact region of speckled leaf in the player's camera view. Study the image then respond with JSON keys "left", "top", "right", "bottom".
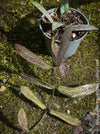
{"left": 60, "top": 0, "right": 69, "bottom": 15}
{"left": 71, "top": 25, "right": 98, "bottom": 31}
{"left": 51, "top": 34, "right": 69, "bottom": 79}
{"left": 18, "top": 108, "right": 29, "bottom": 132}
{"left": 59, "top": 58, "right": 69, "bottom": 79}
{"left": 50, "top": 109, "right": 81, "bottom": 126}
{"left": 51, "top": 33, "right": 59, "bottom": 57}
{"left": 31, "top": 1, "right": 53, "bottom": 23}
{"left": 56, "top": 27, "right": 72, "bottom": 65}
{"left": 15, "top": 44, "right": 52, "bottom": 70}
{"left": 20, "top": 86, "right": 46, "bottom": 110}
{"left": 20, "top": 73, "right": 54, "bottom": 90}
{"left": 57, "top": 83, "right": 98, "bottom": 98}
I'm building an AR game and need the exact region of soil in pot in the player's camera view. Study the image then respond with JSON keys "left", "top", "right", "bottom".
{"left": 40, "top": 8, "right": 88, "bottom": 41}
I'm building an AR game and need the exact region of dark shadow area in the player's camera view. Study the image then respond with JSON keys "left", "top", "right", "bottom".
{"left": 0, "top": 111, "right": 21, "bottom": 132}
{"left": 0, "top": 12, "right": 49, "bottom": 56}
{"left": 69, "top": 0, "right": 100, "bottom": 9}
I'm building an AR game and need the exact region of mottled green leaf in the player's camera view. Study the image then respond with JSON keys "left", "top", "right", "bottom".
{"left": 31, "top": 1, "right": 53, "bottom": 23}
{"left": 60, "top": 0, "right": 69, "bottom": 15}
{"left": 20, "top": 86, "right": 46, "bottom": 110}
{"left": 57, "top": 83, "right": 98, "bottom": 98}
{"left": 56, "top": 27, "right": 72, "bottom": 65}
{"left": 15, "top": 44, "right": 52, "bottom": 70}
{"left": 50, "top": 109, "right": 81, "bottom": 126}
{"left": 20, "top": 73, "right": 54, "bottom": 90}
{"left": 71, "top": 25, "right": 98, "bottom": 31}
{"left": 18, "top": 108, "right": 29, "bottom": 132}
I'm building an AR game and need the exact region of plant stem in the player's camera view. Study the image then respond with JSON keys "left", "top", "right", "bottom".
{"left": 30, "top": 111, "right": 47, "bottom": 132}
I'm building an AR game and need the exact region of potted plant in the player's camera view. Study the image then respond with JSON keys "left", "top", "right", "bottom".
{"left": 14, "top": 1, "right": 98, "bottom": 132}
{"left": 15, "top": 43, "right": 98, "bottom": 133}
{"left": 30, "top": 0, "right": 98, "bottom": 58}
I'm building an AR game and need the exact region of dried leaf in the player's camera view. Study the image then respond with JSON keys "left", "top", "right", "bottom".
{"left": 15, "top": 44, "right": 52, "bottom": 70}
{"left": 31, "top": 1, "right": 53, "bottom": 23}
{"left": 18, "top": 108, "right": 29, "bottom": 132}
{"left": 56, "top": 27, "right": 72, "bottom": 65}
{"left": 71, "top": 24, "right": 98, "bottom": 31}
{"left": 57, "top": 83, "right": 98, "bottom": 98}
{"left": 0, "top": 86, "right": 6, "bottom": 92}
{"left": 20, "top": 73, "right": 54, "bottom": 90}
{"left": 59, "top": 58, "right": 69, "bottom": 79}
{"left": 20, "top": 86, "right": 46, "bottom": 110}
{"left": 50, "top": 109, "right": 81, "bottom": 126}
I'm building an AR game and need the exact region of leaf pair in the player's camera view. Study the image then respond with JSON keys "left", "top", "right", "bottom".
{"left": 20, "top": 73, "right": 97, "bottom": 98}
{"left": 18, "top": 108, "right": 81, "bottom": 133}
{"left": 18, "top": 86, "right": 81, "bottom": 129}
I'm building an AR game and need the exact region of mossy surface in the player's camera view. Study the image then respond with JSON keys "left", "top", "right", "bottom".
{"left": 0, "top": 0, "right": 100, "bottom": 134}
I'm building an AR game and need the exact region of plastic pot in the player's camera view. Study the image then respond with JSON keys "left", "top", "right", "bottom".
{"left": 39, "top": 8, "right": 89, "bottom": 58}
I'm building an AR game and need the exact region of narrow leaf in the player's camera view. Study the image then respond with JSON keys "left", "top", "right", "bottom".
{"left": 52, "top": 22, "right": 64, "bottom": 31}
{"left": 50, "top": 109, "right": 81, "bottom": 126}
{"left": 18, "top": 108, "right": 29, "bottom": 132}
{"left": 20, "top": 73, "right": 54, "bottom": 90}
{"left": 15, "top": 44, "right": 52, "bottom": 70}
{"left": 56, "top": 27, "right": 72, "bottom": 65}
{"left": 57, "top": 83, "right": 98, "bottom": 98}
{"left": 60, "top": 0, "right": 69, "bottom": 15}
{"left": 71, "top": 25, "right": 98, "bottom": 31}
{"left": 51, "top": 36, "right": 69, "bottom": 79}
{"left": 31, "top": 1, "right": 53, "bottom": 23}
{"left": 20, "top": 86, "right": 46, "bottom": 110}
{"left": 51, "top": 32, "right": 59, "bottom": 57}
{"left": 59, "top": 58, "right": 69, "bottom": 79}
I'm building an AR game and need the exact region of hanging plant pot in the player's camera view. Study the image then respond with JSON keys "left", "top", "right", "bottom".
{"left": 39, "top": 8, "right": 89, "bottom": 58}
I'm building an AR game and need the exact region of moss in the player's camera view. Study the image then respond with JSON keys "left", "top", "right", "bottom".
{"left": 0, "top": 0, "right": 100, "bottom": 133}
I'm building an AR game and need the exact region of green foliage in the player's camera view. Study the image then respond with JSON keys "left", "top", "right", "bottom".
{"left": 31, "top": 1, "right": 64, "bottom": 30}
{"left": 20, "top": 86, "right": 46, "bottom": 110}
{"left": 50, "top": 109, "right": 81, "bottom": 126}
{"left": 20, "top": 73, "right": 54, "bottom": 89}
{"left": 60, "top": 0, "right": 69, "bottom": 17}
{"left": 31, "top": 1, "right": 54, "bottom": 24}
{"left": 71, "top": 25, "right": 98, "bottom": 31}
{"left": 0, "top": 0, "right": 99, "bottom": 133}
{"left": 57, "top": 83, "right": 98, "bottom": 98}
